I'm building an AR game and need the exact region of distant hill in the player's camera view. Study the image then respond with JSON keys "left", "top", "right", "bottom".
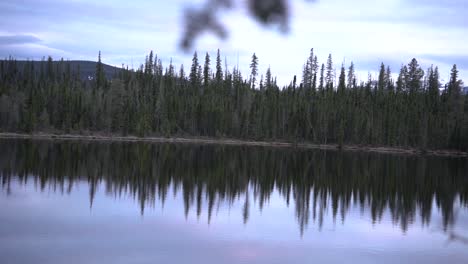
{"left": 464, "top": 87, "right": 468, "bottom": 95}
{"left": 8, "top": 60, "right": 123, "bottom": 80}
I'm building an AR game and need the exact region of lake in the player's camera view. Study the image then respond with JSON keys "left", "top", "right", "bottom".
{"left": 1, "top": 139, "right": 468, "bottom": 264}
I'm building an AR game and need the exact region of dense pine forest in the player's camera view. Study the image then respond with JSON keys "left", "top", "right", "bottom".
{"left": 0, "top": 49, "right": 467, "bottom": 151}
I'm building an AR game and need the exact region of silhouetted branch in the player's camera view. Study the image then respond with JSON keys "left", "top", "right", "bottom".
{"left": 180, "top": 0, "right": 317, "bottom": 50}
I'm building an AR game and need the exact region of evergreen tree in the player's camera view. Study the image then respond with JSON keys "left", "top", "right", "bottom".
{"left": 302, "top": 61, "right": 311, "bottom": 89}
{"left": 427, "top": 66, "right": 439, "bottom": 109}
{"left": 377, "top": 63, "right": 386, "bottom": 91}
{"left": 446, "top": 64, "right": 464, "bottom": 148}
{"left": 203, "top": 52, "right": 211, "bottom": 87}
{"left": 265, "top": 67, "right": 272, "bottom": 89}
{"left": 145, "top": 51, "right": 154, "bottom": 75}
{"left": 396, "top": 65, "right": 408, "bottom": 92}
{"left": 168, "top": 58, "right": 175, "bottom": 78}
{"left": 407, "top": 58, "right": 424, "bottom": 93}
{"left": 311, "top": 56, "right": 319, "bottom": 90}
{"left": 448, "top": 64, "right": 461, "bottom": 96}
{"left": 179, "top": 64, "right": 186, "bottom": 80}
{"left": 250, "top": 53, "right": 258, "bottom": 89}
{"left": 95, "top": 51, "right": 105, "bottom": 89}
{"left": 319, "top": 63, "right": 325, "bottom": 90}
{"left": 215, "top": 49, "right": 223, "bottom": 82}
{"left": 190, "top": 52, "right": 200, "bottom": 88}
{"left": 347, "top": 62, "right": 356, "bottom": 89}
{"left": 385, "top": 66, "right": 393, "bottom": 91}
{"left": 338, "top": 64, "right": 346, "bottom": 94}
{"left": 325, "top": 54, "right": 334, "bottom": 90}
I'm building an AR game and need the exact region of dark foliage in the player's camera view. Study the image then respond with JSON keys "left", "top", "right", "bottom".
{"left": 0, "top": 50, "right": 467, "bottom": 151}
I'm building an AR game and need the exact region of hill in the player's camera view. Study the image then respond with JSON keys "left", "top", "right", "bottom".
{"left": 8, "top": 60, "right": 122, "bottom": 80}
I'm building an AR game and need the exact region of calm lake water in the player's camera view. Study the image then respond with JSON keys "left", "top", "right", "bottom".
{"left": 1, "top": 139, "right": 468, "bottom": 264}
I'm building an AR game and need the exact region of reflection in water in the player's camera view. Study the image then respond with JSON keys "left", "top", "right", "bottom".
{"left": 1, "top": 139, "right": 467, "bottom": 235}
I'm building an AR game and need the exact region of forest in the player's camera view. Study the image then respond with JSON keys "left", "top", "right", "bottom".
{"left": 0, "top": 49, "right": 467, "bottom": 151}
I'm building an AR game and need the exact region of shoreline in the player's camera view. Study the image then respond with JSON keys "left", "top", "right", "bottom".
{"left": 0, "top": 132, "right": 466, "bottom": 158}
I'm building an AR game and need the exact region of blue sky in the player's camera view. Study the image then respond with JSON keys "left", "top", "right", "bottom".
{"left": 0, "top": 0, "right": 467, "bottom": 86}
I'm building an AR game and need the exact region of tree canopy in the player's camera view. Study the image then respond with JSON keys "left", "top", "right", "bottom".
{"left": 0, "top": 50, "right": 467, "bottom": 151}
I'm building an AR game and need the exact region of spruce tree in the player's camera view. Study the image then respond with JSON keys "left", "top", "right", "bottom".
{"left": 215, "top": 49, "right": 223, "bottom": 83}
{"left": 250, "top": 53, "right": 258, "bottom": 89}
{"left": 396, "top": 65, "right": 408, "bottom": 92}
{"left": 319, "top": 63, "right": 325, "bottom": 90}
{"left": 95, "top": 51, "right": 105, "bottom": 90}
{"left": 302, "top": 61, "right": 311, "bottom": 89}
{"left": 377, "top": 63, "right": 386, "bottom": 91}
{"left": 347, "top": 62, "right": 356, "bottom": 89}
{"left": 385, "top": 66, "right": 393, "bottom": 91}
{"left": 428, "top": 66, "right": 439, "bottom": 110}
{"left": 203, "top": 52, "right": 211, "bottom": 87}
{"left": 407, "top": 58, "right": 424, "bottom": 93}
{"left": 338, "top": 64, "right": 346, "bottom": 94}
{"left": 325, "top": 54, "right": 334, "bottom": 90}
{"left": 190, "top": 52, "right": 199, "bottom": 88}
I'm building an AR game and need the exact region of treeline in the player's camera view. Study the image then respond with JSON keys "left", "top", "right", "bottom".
{"left": 0, "top": 49, "right": 467, "bottom": 150}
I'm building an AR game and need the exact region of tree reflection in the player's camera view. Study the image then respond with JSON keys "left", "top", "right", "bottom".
{"left": 1, "top": 139, "right": 467, "bottom": 234}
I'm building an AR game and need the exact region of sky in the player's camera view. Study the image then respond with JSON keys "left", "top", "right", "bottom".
{"left": 0, "top": 0, "right": 467, "bottom": 86}
{"left": 3, "top": 179, "right": 468, "bottom": 264}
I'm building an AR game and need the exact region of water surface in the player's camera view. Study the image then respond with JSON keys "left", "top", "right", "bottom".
{"left": 1, "top": 139, "right": 468, "bottom": 264}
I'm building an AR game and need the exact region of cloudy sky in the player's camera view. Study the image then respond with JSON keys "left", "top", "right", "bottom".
{"left": 0, "top": 0, "right": 467, "bottom": 85}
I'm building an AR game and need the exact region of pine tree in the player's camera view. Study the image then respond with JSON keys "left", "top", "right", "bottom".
{"left": 347, "top": 62, "right": 356, "bottom": 89}
{"left": 336, "top": 64, "right": 344, "bottom": 92}
{"left": 447, "top": 64, "right": 463, "bottom": 148}
{"left": 190, "top": 52, "right": 199, "bottom": 88}
{"left": 377, "top": 63, "right": 386, "bottom": 91}
{"left": 396, "top": 65, "right": 408, "bottom": 92}
{"left": 325, "top": 54, "right": 334, "bottom": 90}
{"left": 168, "top": 58, "right": 175, "bottom": 78}
{"left": 47, "top": 56, "right": 54, "bottom": 82}
{"left": 448, "top": 64, "right": 461, "bottom": 96}
{"left": 319, "top": 63, "right": 325, "bottom": 90}
{"left": 302, "top": 61, "right": 311, "bottom": 89}
{"left": 302, "top": 48, "right": 315, "bottom": 89}
{"left": 312, "top": 56, "right": 318, "bottom": 90}
{"left": 95, "top": 51, "right": 105, "bottom": 89}
{"left": 250, "top": 53, "right": 258, "bottom": 89}
{"left": 385, "top": 66, "right": 393, "bottom": 91}
{"left": 265, "top": 67, "right": 272, "bottom": 89}
{"left": 407, "top": 58, "right": 424, "bottom": 93}
{"left": 146, "top": 51, "right": 154, "bottom": 75}
{"left": 179, "top": 64, "right": 186, "bottom": 80}
{"left": 203, "top": 52, "right": 211, "bottom": 87}
{"left": 215, "top": 49, "right": 223, "bottom": 83}
{"left": 428, "top": 66, "right": 439, "bottom": 109}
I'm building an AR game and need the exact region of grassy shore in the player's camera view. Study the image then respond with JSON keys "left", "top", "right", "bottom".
{"left": 0, "top": 132, "right": 466, "bottom": 158}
